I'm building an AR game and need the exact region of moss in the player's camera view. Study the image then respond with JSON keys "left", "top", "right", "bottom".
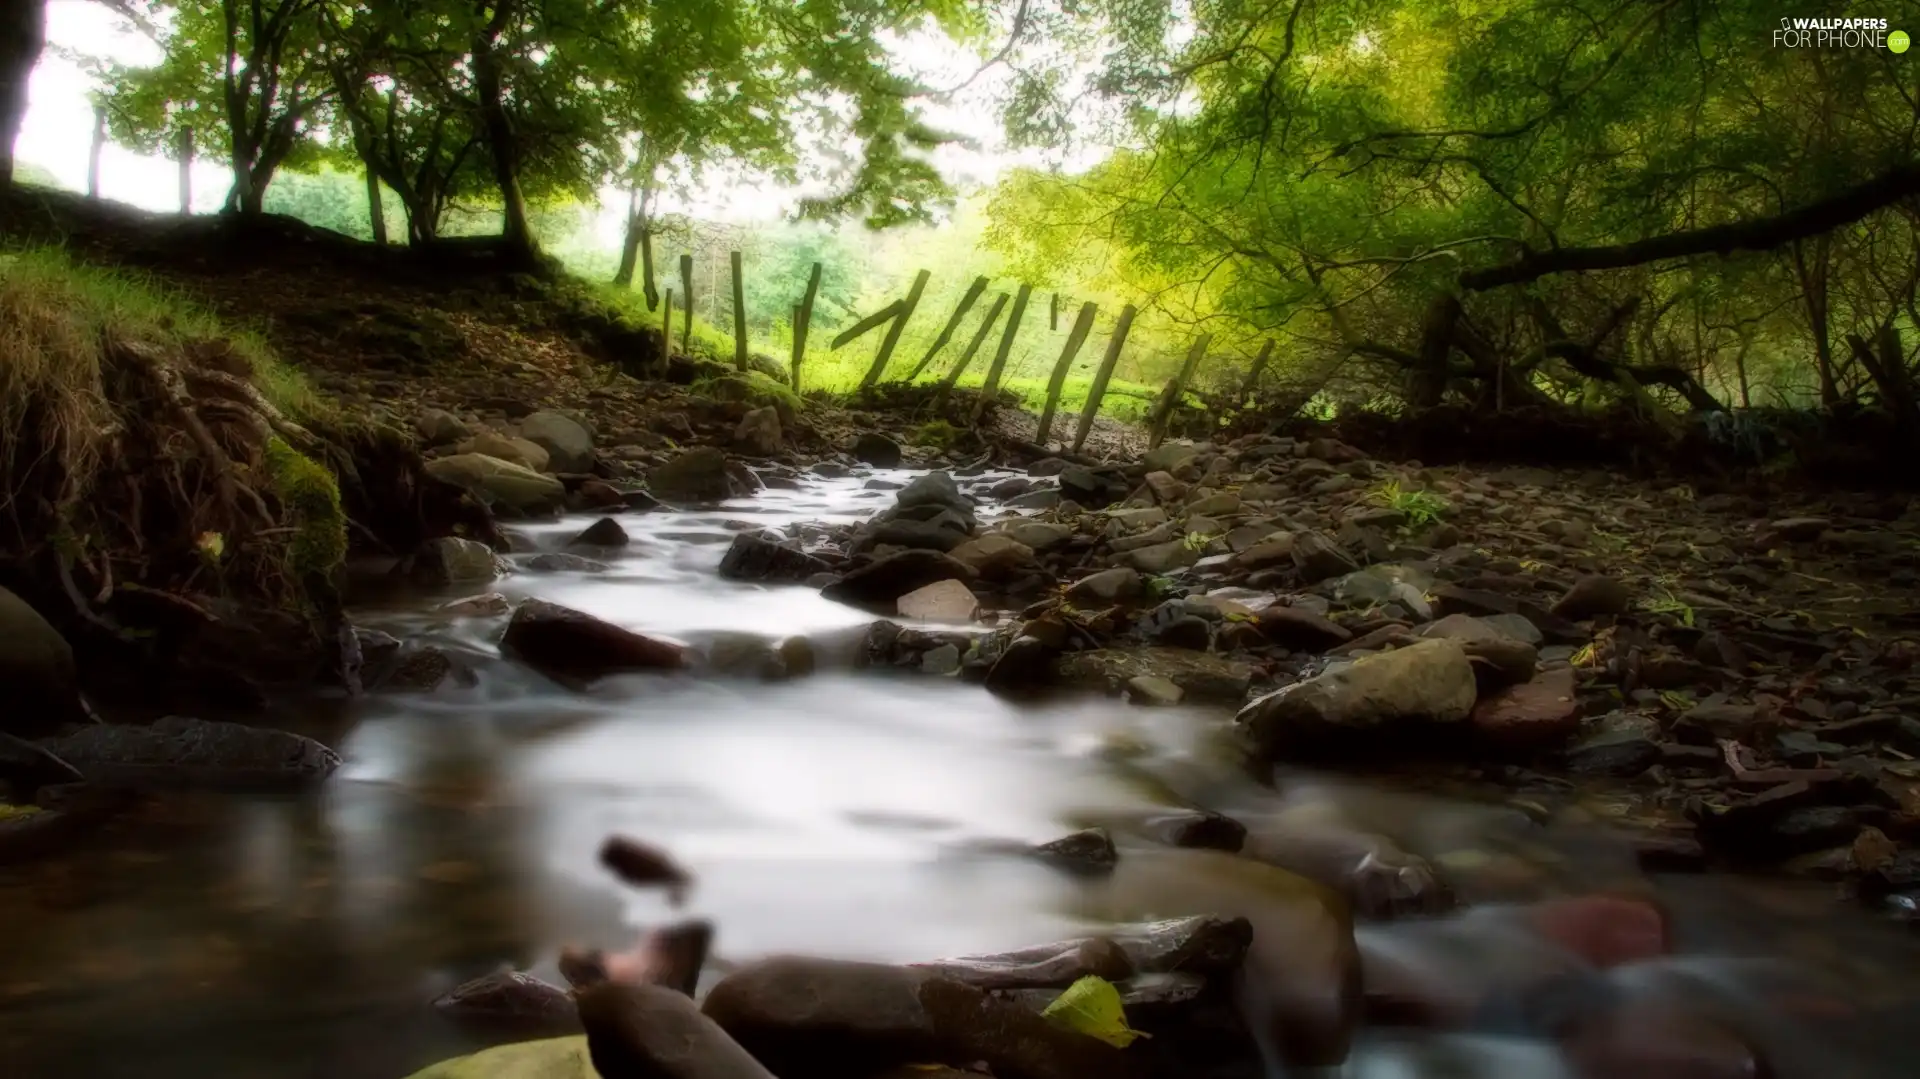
{"left": 0, "top": 804, "right": 43, "bottom": 822}
{"left": 910, "top": 420, "right": 961, "bottom": 448}
{"left": 690, "top": 371, "right": 804, "bottom": 415}
{"left": 265, "top": 436, "right": 347, "bottom": 582}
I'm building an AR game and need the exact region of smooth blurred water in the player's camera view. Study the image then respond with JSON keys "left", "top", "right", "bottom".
{"left": 2, "top": 468, "right": 1917, "bottom": 1079}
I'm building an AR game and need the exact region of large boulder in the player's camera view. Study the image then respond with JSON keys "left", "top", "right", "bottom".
{"left": 432, "top": 970, "right": 581, "bottom": 1039}
{"left": 411, "top": 536, "right": 500, "bottom": 586}
{"left": 577, "top": 981, "right": 778, "bottom": 1079}
{"left": 521, "top": 410, "right": 595, "bottom": 473}
{"left": 424, "top": 453, "right": 567, "bottom": 518}
{"left": 853, "top": 433, "right": 903, "bottom": 467}
{"left": 457, "top": 432, "right": 549, "bottom": 473}
{"left": 821, "top": 551, "right": 977, "bottom": 613}
{"left": 0, "top": 585, "right": 86, "bottom": 738}
{"left": 734, "top": 407, "right": 783, "bottom": 457}
{"left": 500, "top": 599, "right": 687, "bottom": 685}
{"left": 700, "top": 957, "right": 1142, "bottom": 1079}
{"left": 948, "top": 533, "right": 1035, "bottom": 580}
{"left": 1235, "top": 638, "right": 1479, "bottom": 761}
{"left": 41, "top": 716, "right": 340, "bottom": 789}
{"left": 649, "top": 448, "right": 735, "bottom": 504}
{"left": 717, "top": 532, "right": 833, "bottom": 582}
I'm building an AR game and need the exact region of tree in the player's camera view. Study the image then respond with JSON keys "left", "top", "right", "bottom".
{"left": 0, "top": 0, "right": 49, "bottom": 189}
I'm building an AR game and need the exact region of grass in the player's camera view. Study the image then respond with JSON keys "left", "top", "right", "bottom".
{"left": 589, "top": 276, "right": 1165, "bottom": 420}
{"left": 1371, "top": 478, "right": 1449, "bottom": 530}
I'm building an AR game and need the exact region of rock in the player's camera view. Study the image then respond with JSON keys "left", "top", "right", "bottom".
{"left": 1186, "top": 491, "right": 1240, "bottom": 517}
{"left": 1470, "top": 668, "right": 1581, "bottom": 751}
{"left": 377, "top": 645, "right": 470, "bottom": 692}
{"left": 1007, "top": 488, "right": 1060, "bottom": 510}
{"left": 1068, "top": 567, "right": 1145, "bottom": 604}
{"left": 439, "top": 593, "right": 511, "bottom": 618}
{"left": 1031, "top": 828, "right": 1118, "bottom": 877}
{"left": 526, "top": 552, "right": 609, "bottom": 573}
{"left": 822, "top": 551, "right": 976, "bottom": 613}
{"left": 417, "top": 408, "right": 471, "bottom": 446}
{"left": 1418, "top": 614, "right": 1538, "bottom": 688}
{"left": 459, "top": 432, "right": 550, "bottom": 473}
{"left": 1560, "top": 1000, "right": 1769, "bottom": 1079}
{"left": 573, "top": 981, "right": 778, "bottom": 1079}
{"left": 1124, "top": 539, "right": 1200, "bottom": 574}
{"left": 1236, "top": 639, "right": 1479, "bottom": 761}
{"left": 1086, "top": 849, "right": 1358, "bottom": 1067}
{"left": 1241, "top": 825, "right": 1453, "bottom": 920}
{"left": 1148, "top": 614, "right": 1212, "bottom": 650}
{"left": 0, "top": 585, "right": 86, "bottom": 737}
{"left": 1059, "top": 466, "right": 1129, "bottom": 509}
{"left": 699, "top": 958, "right": 1142, "bottom": 1079}
{"left": 424, "top": 453, "right": 566, "bottom": 518}
{"left": 572, "top": 478, "right": 629, "bottom": 511}
{"left": 569, "top": 517, "right": 632, "bottom": 549}
{"left": 717, "top": 533, "right": 833, "bottom": 582}
{"left": 399, "top": 1037, "right": 601, "bottom": 1079}
{"left": 1257, "top": 606, "right": 1352, "bottom": 651}
{"left": 1054, "top": 648, "right": 1252, "bottom": 703}
{"left": 853, "top": 432, "right": 903, "bottom": 467}
{"left": 649, "top": 448, "right": 735, "bottom": 503}
{"left": 896, "top": 470, "right": 972, "bottom": 512}
{"left": 1765, "top": 516, "right": 1830, "bottom": 543}
{"left": 1108, "top": 506, "right": 1168, "bottom": 530}
{"left": 897, "top": 579, "right": 980, "bottom": 624}
{"left": 1292, "top": 532, "right": 1360, "bottom": 583}
{"left": 500, "top": 599, "right": 687, "bottom": 684}
{"left": 867, "top": 505, "right": 974, "bottom": 552}
{"left": 919, "top": 643, "right": 963, "bottom": 675}
{"left": 1523, "top": 894, "right": 1671, "bottom": 968}
{"left": 1127, "top": 674, "right": 1185, "bottom": 706}
{"left": 984, "top": 634, "right": 1060, "bottom": 695}
{"left": 41, "top": 717, "right": 340, "bottom": 789}
{"left": 1234, "top": 534, "right": 1297, "bottom": 570}
{"left": 912, "top": 936, "right": 1134, "bottom": 991}
{"left": 1143, "top": 811, "right": 1246, "bottom": 851}
{"left": 1143, "top": 441, "right": 1201, "bottom": 472}
{"left": 1142, "top": 471, "right": 1185, "bottom": 503}
{"left": 1551, "top": 574, "right": 1631, "bottom": 620}
{"left": 1564, "top": 729, "right": 1662, "bottom": 777}
{"left": 949, "top": 533, "right": 1035, "bottom": 579}
{"left": 432, "top": 970, "right": 580, "bottom": 1038}
{"left": 600, "top": 834, "right": 694, "bottom": 899}
{"left": 564, "top": 919, "right": 714, "bottom": 997}
{"left": 734, "top": 407, "right": 782, "bottom": 456}
{"left": 998, "top": 521, "right": 1072, "bottom": 551}
{"left": 521, "top": 410, "right": 595, "bottom": 473}
{"left": 703, "top": 633, "right": 815, "bottom": 681}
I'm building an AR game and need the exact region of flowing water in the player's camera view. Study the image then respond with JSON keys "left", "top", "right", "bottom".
{"left": 2, "top": 468, "right": 1919, "bottom": 1079}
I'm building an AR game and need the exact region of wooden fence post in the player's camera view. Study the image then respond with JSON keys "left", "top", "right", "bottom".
{"left": 1035, "top": 301, "right": 1098, "bottom": 446}
{"left": 730, "top": 250, "right": 748, "bottom": 370}
{"left": 792, "top": 261, "right": 821, "bottom": 391}
{"left": 1071, "top": 304, "right": 1136, "bottom": 455}
{"left": 87, "top": 104, "right": 106, "bottom": 200}
{"left": 679, "top": 254, "right": 694, "bottom": 350}
{"left": 905, "top": 275, "right": 988, "bottom": 380}
{"left": 859, "top": 268, "right": 931, "bottom": 389}
{"left": 1050, "top": 292, "right": 1060, "bottom": 331}
{"left": 661, "top": 288, "right": 675, "bottom": 359}
{"left": 971, "top": 283, "right": 1032, "bottom": 424}
{"left": 1238, "top": 339, "right": 1275, "bottom": 402}
{"left": 937, "top": 292, "right": 1009, "bottom": 405}
{"left": 1148, "top": 333, "right": 1213, "bottom": 450}
{"left": 177, "top": 127, "right": 193, "bottom": 214}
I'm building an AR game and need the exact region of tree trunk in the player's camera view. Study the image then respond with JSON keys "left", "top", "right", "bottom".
{"left": 614, "top": 186, "right": 641, "bottom": 286}
{"left": 639, "top": 228, "right": 657, "bottom": 310}
{"left": 472, "top": 19, "right": 534, "bottom": 266}
{"left": 177, "top": 127, "right": 194, "bottom": 214}
{"left": 1410, "top": 294, "right": 1463, "bottom": 407}
{"left": 1790, "top": 237, "right": 1842, "bottom": 407}
{"left": 365, "top": 162, "right": 387, "bottom": 244}
{"left": 0, "top": 0, "right": 47, "bottom": 189}
{"left": 87, "top": 104, "right": 106, "bottom": 199}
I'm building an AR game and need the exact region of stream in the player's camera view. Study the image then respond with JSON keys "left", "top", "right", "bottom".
{"left": 3, "top": 466, "right": 1919, "bottom": 1078}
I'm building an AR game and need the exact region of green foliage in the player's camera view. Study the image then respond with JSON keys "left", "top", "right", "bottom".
{"left": 910, "top": 419, "right": 961, "bottom": 447}
{"left": 1042, "top": 975, "right": 1149, "bottom": 1048}
{"left": 1372, "top": 479, "right": 1448, "bottom": 530}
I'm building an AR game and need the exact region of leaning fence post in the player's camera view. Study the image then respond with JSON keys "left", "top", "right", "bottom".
{"left": 971, "top": 283, "right": 1032, "bottom": 424}
{"left": 1035, "top": 301, "right": 1098, "bottom": 446}
{"left": 859, "top": 268, "right": 931, "bottom": 389}
{"left": 906, "top": 275, "right": 988, "bottom": 380}
{"left": 661, "top": 287, "right": 675, "bottom": 360}
{"left": 792, "top": 261, "right": 821, "bottom": 390}
{"left": 1149, "top": 333, "right": 1213, "bottom": 450}
{"left": 1071, "top": 304, "right": 1136, "bottom": 455}
{"left": 679, "top": 254, "right": 694, "bottom": 354}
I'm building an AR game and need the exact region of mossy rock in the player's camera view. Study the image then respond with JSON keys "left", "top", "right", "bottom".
{"left": 401, "top": 1036, "right": 593, "bottom": 1079}
{"left": 690, "top": 372, "right": 803, "bottom": 425}
{"left": 911, "top": 420, "right": 962, "bottom": 448}
{"left": 264, "top": 436, "right": 348, "bottom": 582}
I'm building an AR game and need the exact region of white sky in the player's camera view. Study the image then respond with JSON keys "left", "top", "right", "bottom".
{"left": 18, "top": 1, "right": 1108, "bottom": 237}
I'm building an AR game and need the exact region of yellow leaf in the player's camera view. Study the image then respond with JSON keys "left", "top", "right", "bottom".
{"left": 196, "top": 531, "right": 225, "bottom": 561}
{"left": 1041, "top": 975, "right": 1149, "bottom": 1048}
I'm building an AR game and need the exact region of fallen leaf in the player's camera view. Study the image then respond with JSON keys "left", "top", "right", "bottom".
{"left": 1041, "top": 975, "right": 1149, "bottom": 1048}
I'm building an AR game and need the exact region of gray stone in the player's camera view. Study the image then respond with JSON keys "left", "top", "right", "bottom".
{"left": 416, "top": 408, "right": 471, "bottom": 446}
{"left": 412, "top": 536, "right": 500, "bottom": 586}
{"left": 424, "top": 453, "right": 566, "bottom": 518}
{"left": 1128, "top": 674, "right": 1185, "bottom": 705}
{"left": 649, "top": 447, "right": 735, "bottom": 503}
{"left": 521, "top": 410, "right": 595, "bottom": 473}
{"left": 43, "top": 716, "right": 341, "bottom": 789}
{"left": 734, "top": 406, "right": 783, "bottom": 457}
{"left": 0, "top": 585, "right": 85, "bottom": 737}
{"left": 1124, "top": 539, "right": 1201, "bottom": 574}
{"left": 998, "top": 521, "right": 1072, "bottom": 551}
{"left": 897, "top": 579, "right": 980, "bottom": 623}
{"left": 1236, "top": 639, "right": 1478, "bottom": 760}
{"left": 1069, "top": 567, "right": 1145, "bottom": 603}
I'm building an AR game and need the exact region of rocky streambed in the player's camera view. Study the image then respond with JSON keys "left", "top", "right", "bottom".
{"left": 3, "top": 433, "right": 1920, "bottom": 1079}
